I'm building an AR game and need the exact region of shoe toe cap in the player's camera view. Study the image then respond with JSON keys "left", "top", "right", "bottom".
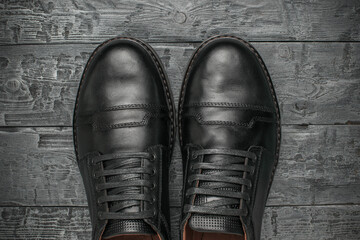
{"left": 78, "top": 39, "right": 166, "bottom": 113}
{"left": 185, "top": 38, "right": 275, "bottom": 108}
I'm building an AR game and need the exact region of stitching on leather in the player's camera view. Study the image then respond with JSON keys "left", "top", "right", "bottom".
{"left": 146, "top": 145, "right": 171, "bottom": 239}
{"left": 92, "top": 112, "right": 166, "bottom": 131}
{"left": 73, "top": 36, "right": 175, "bottom": 162}
{"left": 185, "top": 102, "right": 274, "bottom": 113}
{"left": 182, "top": 144, "right": 203, "bottom": 210}
{"left": 77, "top": 108, "right": 167, "bottom": 127}
{"left": 79, "top": 104, "right": 168, "bottom": 117}
{"left": 104, "top": 103, "right": 168, "bottom": 111}
{"left": 248, "top": 146, "right": 263, "bottom": 209}
{"left": 73, "top": 37, "right": 175, "bottom": 236}
{"left": 184, "top": 113, "right": 275, "bottom": 128}
{"left": 79, "top": 151, "right": 100, "bottom": 165}
{"left": 178, "top": 35, "right": 281, "bottom": 198}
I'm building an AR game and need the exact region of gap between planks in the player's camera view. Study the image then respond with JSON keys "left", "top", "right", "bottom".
{"left": 0, "top": 123, "right": 359, "bottom": 129}
{"left": 1, "top": 203, "right": 360, "bottom": 208}
{"left": 0, "top": 40, "right": 360, "bottom": 47}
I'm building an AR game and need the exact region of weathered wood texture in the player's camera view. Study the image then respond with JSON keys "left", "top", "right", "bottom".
{"left": 1, "top": 125, "right": 359, "bottom": 207}
{"left": 1, "top": 205, "right": 359, "bottom": 240}
{"left": 0, "top": 42, "right": 359, "bottom": 126}
{"left": 0, "top": 0, "right": 359, "bottom": 238}
{"left": 0, "top": 0, "right": 359, "bottom": 44}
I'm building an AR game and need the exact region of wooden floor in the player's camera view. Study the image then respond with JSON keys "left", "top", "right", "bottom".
{"left": 0, "top": 1, "right": 359, "bottom": 239}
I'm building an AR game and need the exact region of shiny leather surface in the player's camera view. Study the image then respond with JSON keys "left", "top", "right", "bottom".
{"left": 179, "top": 36, "right": 281, "bottom": 240}
{"left": 73, "top": 37, "right": 174, "bottom": 240}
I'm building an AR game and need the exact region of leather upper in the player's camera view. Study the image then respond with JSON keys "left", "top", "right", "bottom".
{"left": 73, "top": 37, "right": 174, "bottom": 240}
{"left": 179, "top": 36, "right": 281, "bottom": 240}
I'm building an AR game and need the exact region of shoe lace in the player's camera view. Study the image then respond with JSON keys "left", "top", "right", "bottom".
{"left": 184, "top": 148, "right": 256, "bottom": 217}
{"left": 91, "top": 152, "right": 157, "bottom": 220}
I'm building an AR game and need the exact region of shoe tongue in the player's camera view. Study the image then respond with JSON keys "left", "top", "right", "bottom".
{"left": 101, "top": 154, "right": 156, "bottom": 239}
{"left": 102, "top": 220, "right": 155, "bottom": 239}
{"left": 188, "top": 154, "right": 245, "bottom": 236}
{"left": 189, "top": 214, "right": 244, "bottom": 235}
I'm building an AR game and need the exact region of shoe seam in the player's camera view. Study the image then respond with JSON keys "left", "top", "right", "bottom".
{"left": 73, "top": 37, "right": 175, "bottom": 239}
{"left": 92, "top": 112, "right": 168, "bottom": 131}
{"left": 73, "top": 36, "right": 175, "bottom": 161}
{"left": 184, "top": 102, "right": 274, "bottom": 113}
{"left": 78, "top": 103, "right": 168, "bottom": 117}
{"left": 183, "top": 113, "right": 275, "bottom": 128}
{"left": 178, "top": 35, "right": 281, "bottom": 201}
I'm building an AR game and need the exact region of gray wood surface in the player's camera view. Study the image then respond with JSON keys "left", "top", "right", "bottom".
{"left": 1, "top": 0, "right": 359, "bottom": 239}
{"left": 1, "top": 125, "right": 359, "bottom": 207}
{"left": 0, "top": 0, "right": 359, "bottom": 44}
{"left": 1, "top": 206, "right": 359, "bottom": 240}
{"left": 0, "top": 42, "right": 359, "bottom": 126}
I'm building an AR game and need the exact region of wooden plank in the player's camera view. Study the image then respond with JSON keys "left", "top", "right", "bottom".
{"left": 0, "top": 205, "right": 359, "bottom": 239}
{"left": 0, "top": 42, "right": 359, "bottom": 126}
{"left": 0, "top": 125, "right": 359, "bottom": 207}
{"left": 170, "top": 125, "right": 360, "bottom": 207}
{"left": 269, "top": 124, "right": 360, "bottom": 205}
{"left": 261, "top": 205, "right": 360, "bottom": 239}
{"left": 0, "top": 127, "right": 83, "bottom": 206}
{"left": 0, "top": 0, "right": 359, "bottom": 44}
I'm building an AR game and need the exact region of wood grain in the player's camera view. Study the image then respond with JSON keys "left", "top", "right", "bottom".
{"left": 1, "top": 0, "right": 359, "bottom": 238}
{"left": 0, "top": 125, "right": 359, "bottom": 207}
{"left": 261, "top": 205, "right": 360, "bottom": 240}
{"left": 0, "top": 42, "right": 359, "bottom": 126}
{"left": 1, "top": 205, "right": 359, "bottom": 239}
{"left": 0, "top": 0, "right": 359, "bottom": 44}
{"left": 164, "top": 125, "right": 360, "bottom": 207}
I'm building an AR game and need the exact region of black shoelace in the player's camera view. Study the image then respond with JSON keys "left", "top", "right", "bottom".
{"left": 92, "top": 152, "right": 157, "bottom": 220}
{"left": 184, "top": 149, "right": 256, "bottom": 217}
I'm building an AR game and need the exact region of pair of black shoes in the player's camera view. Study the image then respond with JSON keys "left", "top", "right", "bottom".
{"left": 73, "top": 36, "right": 281, "bottom": 240}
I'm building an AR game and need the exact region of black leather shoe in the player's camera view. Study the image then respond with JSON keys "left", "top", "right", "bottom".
{"left": 178, "top": 35, "right": 281, "bottom": 240}
{"left": 73, "top": 37, "right": 175, "bottom": 240}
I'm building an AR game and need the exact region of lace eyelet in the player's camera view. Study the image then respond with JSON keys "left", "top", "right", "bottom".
{"left": 151, "top": 183, "right": 156, "bottom": 190}
{"left": 151, "top": 169, "right": 156, "bottom": 176}
{"left": 151, "top": 153, "right": 156, "bottom": 161}
{"left": 191, "top": 153, "right": 197, "bottom": 159}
